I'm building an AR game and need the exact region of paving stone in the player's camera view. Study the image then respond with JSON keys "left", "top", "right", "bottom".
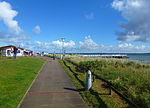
{"left": 19, "top": 57, "right": 88, "bottom": 108}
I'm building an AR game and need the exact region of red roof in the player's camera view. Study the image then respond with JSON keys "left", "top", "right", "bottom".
{"left": 0, "top": 45, "right": 24, "bottom": 50}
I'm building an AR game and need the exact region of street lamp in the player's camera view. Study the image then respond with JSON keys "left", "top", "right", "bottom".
{"left": 60, "top": 38, "right": 65, "bottom": 60}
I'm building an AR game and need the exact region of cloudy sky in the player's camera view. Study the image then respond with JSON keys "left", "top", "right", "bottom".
{"left": 0, "top": 0, "right": 150, "bottom": 53}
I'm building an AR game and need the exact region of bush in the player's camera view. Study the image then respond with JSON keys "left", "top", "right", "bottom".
{"left": 73, "top": 59, "right": 150, "bottom": 107}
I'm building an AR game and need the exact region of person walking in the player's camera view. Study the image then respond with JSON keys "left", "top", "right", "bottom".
{"left": 13, "top": 47, "right": 18, "bottom": 59}
{"left": 53, "top": 51, "right": 55, "bottom": 60}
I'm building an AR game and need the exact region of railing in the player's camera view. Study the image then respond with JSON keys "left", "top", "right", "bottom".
{"left": 64, "top": 59, "right": 139, "bottom": 108}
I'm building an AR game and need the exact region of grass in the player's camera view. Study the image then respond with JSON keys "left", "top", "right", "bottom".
{"left": 65, "top": 56, "right": 150, "bottom": 108}
{"left": 59, "top": 60, "right": 128, "bottom": 108}
{"left": 0, "top": 57, "right": 46, "bottom": 108}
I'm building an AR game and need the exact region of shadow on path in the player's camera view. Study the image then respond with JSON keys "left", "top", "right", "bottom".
{"left": 64, "top": 87, "right": 85, "bottom": 92}
{"left": 63, "top": 60, "right": 108, "bottom": 108}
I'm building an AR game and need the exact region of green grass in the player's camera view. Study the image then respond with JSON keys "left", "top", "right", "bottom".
{"left": 59, "top": 60, "right": 128, "bottom": 108}
{"left": 66, "top": 57, "right": 150, "bottom": 108}
{"left": 0, "top": 57, "right": 12, "bottom": 60}
{"left": 0, "top": 57, "right": 45, "bottom": 108}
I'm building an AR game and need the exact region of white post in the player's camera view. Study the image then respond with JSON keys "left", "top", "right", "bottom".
{"left": 85, "top": 70, "right": 92, "bottom": 90}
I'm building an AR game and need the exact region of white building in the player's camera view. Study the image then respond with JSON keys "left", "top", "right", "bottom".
{"left": 0, "top": 45, "right": 33, "bottom": 57}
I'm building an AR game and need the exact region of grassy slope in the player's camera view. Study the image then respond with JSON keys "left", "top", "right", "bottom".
{"left": 68, "top": 57, "right": 150, "bottom": 107}
{"left": 0, "top": 57, "right": 45, "bottom": 108}
{"left": 59, "top": 60, "right": 128, "bottom": 108}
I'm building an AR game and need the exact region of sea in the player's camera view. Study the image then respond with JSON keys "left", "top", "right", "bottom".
{"left": 71, "top": 53, "right": 150, "bottom": 63}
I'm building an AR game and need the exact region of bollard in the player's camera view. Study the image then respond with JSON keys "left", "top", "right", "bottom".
{"left": 85, "top": 70, "right": 92, "bottom": 90}
{"left": 60, "top": 54, "right": 63, "bottom": 60}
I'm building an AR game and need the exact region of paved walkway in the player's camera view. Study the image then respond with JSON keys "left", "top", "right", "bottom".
{"left": 19, "top": 57, "right": 88, "bottom": 108}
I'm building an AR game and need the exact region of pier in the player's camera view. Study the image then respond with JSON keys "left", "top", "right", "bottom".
{"left": 79, "top": 54, "right": 128, "bottom": 58}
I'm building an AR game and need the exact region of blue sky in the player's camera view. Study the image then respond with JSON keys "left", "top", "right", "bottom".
{"left": 0, "top": 0, "right": 150, "bottom": 53}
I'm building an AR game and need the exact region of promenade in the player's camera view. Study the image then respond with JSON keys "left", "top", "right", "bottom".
{"left": 19, "top": 57, "right": 88, "bottom": 108}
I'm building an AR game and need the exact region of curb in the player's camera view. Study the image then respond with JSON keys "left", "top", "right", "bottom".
{"left": 17, "top": 58, "right": 47, "bottom": 108}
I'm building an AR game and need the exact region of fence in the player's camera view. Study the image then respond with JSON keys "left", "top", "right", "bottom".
{"left": 64, "top": 59, "right": 139, "bottom": 108}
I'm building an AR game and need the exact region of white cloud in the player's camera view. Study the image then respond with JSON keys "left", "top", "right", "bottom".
{"left": 22, "top": 37, "right": 99, "bottom": 52}
{"left": 116, "top": 43, "right": 150, "bottom": 52}
{"left": 77, "top": 36, "right": 150, "bottom": 53}
{"left": 22, "top": 41, "right": 51, "bottom": 52}
{"left": 117, "top": 32, "right": 142, "bottom": 41}
{"left": 22, "top": 39, "right": 75, "bottom": 52}
{"left": 52, "top": 40, "right": 75, "bottom": 48}
{"left": 19, "top": 35, "right": 150, "bottom": 53}
{"left": 0, "top": 1, "right": 22, "bottom": 34}
{"left": 112, "top": 0, "right": 124, "bottom": 11}
{"left": 0, "top": 31, "right": 29, "bottom": 45}
{"left": 0, "top": 1, "right": 29, "bottom": 45}
{"left": 85, "top": 12, "right": 94, "bottom": 20}
{"left": 33, "top": 25, "right": 41, "bottom": 35}
{"left": 118, "top": 43, "right": 134, "bottom": 48}
{"left": 79, "top": 36, "right": 99, "bottom": 50}
{"left": 112, "top": 0, "right": 150, "bottom": 43}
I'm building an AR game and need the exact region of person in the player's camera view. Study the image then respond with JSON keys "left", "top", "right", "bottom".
{"left": 53, "top": 51, "right": 55, "bottom": 60}
{"left": 13, "top": 47, "right": 18, "bottom": 59}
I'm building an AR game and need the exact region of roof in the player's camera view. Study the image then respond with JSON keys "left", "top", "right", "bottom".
{"left": 0, "top": 45, "right": 24, "bottom": 50}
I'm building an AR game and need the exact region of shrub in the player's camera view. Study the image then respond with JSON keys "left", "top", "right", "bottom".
{"left": 69, "top": 58, "right": 150, "bottom": 107}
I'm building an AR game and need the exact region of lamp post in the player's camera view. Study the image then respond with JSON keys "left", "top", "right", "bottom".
{"left": 60, "top": 38, "right": 65, "bottom": 60}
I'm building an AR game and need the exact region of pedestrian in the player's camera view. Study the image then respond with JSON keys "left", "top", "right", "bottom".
{"left": 13, "top": 47, "right": 18, "bottom": 59}
{"left": 53, "top": 51, "right": 55, "bottom": 60}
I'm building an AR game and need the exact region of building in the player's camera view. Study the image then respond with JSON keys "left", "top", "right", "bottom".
{"left": 0, "top": 45, "right": 33, "bottom": 57}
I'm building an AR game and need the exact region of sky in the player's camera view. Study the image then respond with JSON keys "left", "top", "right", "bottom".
{"left": 0, "top": 0, "right": 150, "bottom": 53}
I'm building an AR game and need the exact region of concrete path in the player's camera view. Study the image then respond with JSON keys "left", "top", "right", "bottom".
{"left": 19, "top": 57, "right": 88, "bottom": 108}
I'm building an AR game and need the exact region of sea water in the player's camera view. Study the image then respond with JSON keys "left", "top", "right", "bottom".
{"left": 126, "top": 53, "right": 150, "bottom": 63}
{"left": 76, "top": 53, "right": 150, "bottom": 63}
